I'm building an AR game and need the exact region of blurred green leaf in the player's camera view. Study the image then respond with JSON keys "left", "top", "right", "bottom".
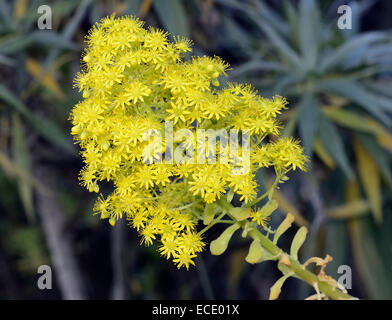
{"left": 153, "top": 0, "right": 189, "bottom": 37}
{"left": 325, "top": 221, "right": 348, "bottom": 279}
{"left": 12, "top": 113, "right": 34, "bottom": 222}
{"left": 327, "top": 199, "right": 369, "bottom": 219}
{"left": 229, "top": 60, "right": 289, "bottom": 79}
{"left": 322, "top": 107, "right": 375, "bottom": 133}
{"left": 126, "top": 0, "right": 143, "bottom": 15}
{"left": 356, "top": 133, "right": 392, "bottom": 189}
{"left": 0, "top": 0, "right": 12, "bottom": 27}
{"left": 290, "top": 226, "right": 308, "bottom": 260}
{"left": 354, "top": 139, "right": 382, "bottom": 224}
{"left": 0, "top": 84, "right": 74, "bottom": 153}
{"left": 6, "top": 227, "right": 48, "bottom": 273}
{"left": 299, "top": 0, "right": 320, "bottom": 70}
{"left": 319, "top": 32, "right": 386, "bottom": 72}
{"left": 33, "top": 31, "right": 79, "bottom": 50}
{"left": 298, "top": 91, "right": 319, "bottom": 156}
{"left": 349, "top": 217, "right": 392, "bottom": 299}
{"left": 313, "top": 137, "right": 335, "bottom": 169}
{"left": 0, "top": 150, "right": 48, "bottom": 195}
{"left": 0, "top": 54, "right": 15, "bottom": 66}
{"left": 0, "top": 33, "right": 35, "bottom": 55}
{"left": 319, "top": 80, "right": 390, "bottom": 126}
{"left": 319, "top": 115, "right": 353, "bottom": 179}
{"left": 215, "top": 0, "right": 303, "bottom": 71}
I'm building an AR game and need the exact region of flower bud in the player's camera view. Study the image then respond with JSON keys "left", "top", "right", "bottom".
{"left": 100, "top": 211, "right": 110, "bottom": 219}
{"left": 212, "top": 79, "right": 219, "bottom": 87}
{"left": 212, "top": 71, "right": 220, "bottom": 78}
{"left": 109, "top": 217, "right": 116, "bottom": 226}
{"left": 71, "top": 125, "right": 81, "bottom": 135}
{"left": 206, "top": 64, "right": 214, "bottom": 72}
{"left": 102, "top": 141, "right": 110, "bottom": 151}
{"left": 93, "top": 183, "right": 99, "bottom": 193}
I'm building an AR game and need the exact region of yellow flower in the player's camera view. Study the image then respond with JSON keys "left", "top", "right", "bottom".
{"left": 173, "top": 249, "right": 197, "bottom": 270}
{"left": 71, "top": 15, "right": 307, "bottom": 270}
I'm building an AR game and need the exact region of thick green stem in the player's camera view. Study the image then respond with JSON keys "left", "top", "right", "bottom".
{"left": 218, "top": 199, "right": 355, "bottom": 300}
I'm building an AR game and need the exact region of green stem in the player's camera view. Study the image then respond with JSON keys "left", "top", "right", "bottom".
{"left": 198, "top": 212, "right": 227, "bottom": 235}
{"left": 245, "top": 174, "right": 281, "bottom": 208}
{"left": 218, "top": 200, "right": 355, "bottom": 300}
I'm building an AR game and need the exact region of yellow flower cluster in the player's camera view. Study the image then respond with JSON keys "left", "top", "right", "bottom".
{"left": 70, "top": 15, "right": 307, "bottom": 269}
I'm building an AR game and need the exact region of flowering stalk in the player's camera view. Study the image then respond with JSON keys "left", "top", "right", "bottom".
{"left": 217, "top": 199, "right": 355, "bottom": 300}
{"left": 68, "top": 15, "right": 350, "bottom": 299}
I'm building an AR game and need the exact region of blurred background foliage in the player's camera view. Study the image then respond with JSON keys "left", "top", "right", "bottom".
{"left": 0, "top": 0, "right": 391, "bottom": 299}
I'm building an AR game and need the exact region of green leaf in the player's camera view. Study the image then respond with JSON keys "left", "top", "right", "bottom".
{"left": 313, "top": 137, "right": 335, "bottom": 169}
{"left": 12, "top": 113, "right": 34, "bottom": 222}
{"left": 269, "top": 273, "right": 292, "bottom": 300}
{"left": 229, "top": 207, "right": 251, "bottom": 221}
{"left": 253, "top": 16, "right": 303, "bottom": 71}
{"left": 298, "top": 91, "right": 320, "bottom": 156}
{"left": 203, "top": 203, "right": 215, "bottom": 225}
{"left": 210, "top": 223, "right": 240, "bottom": 256}
{"left": 354, "top": 139, "right": 382, "bottom": 224}
{"left": 327, "top": 200, "right": 369, "bottom": 219}
{"left": 273, "top": 213, "right": 295, "bottom": 245}
{"left": 229, "top": 60, "right": 288, "bottom": 78}
{"left": 214, "top": 0, "right": 303, "bottom": 71}
{"left": 126, "top": 0, "right": 143, "bottom": 15}
{"left": 283, "top": 0, "right": 299, "bottom": 47}
{"left": 299, "top": 0, "right": 320, "bottom": 70}
{"left": 0, "top": 84, "right": 74, "bottom": 153}
{"left": 221, "top": 16, "right": 255, "bottom": 57}
{"left": 325, "top": 221, "right": 348, "bottom": 279}
{"left": 322, "top": 107, "right": 375, "bottom": 133}
{"left": 253, "top": 1, "right": 289, "bottom": 36}
{"left": 0, "top": 0, "right": 12, "bottom": 27}
{"left": 319, "top": 115, "right": 354, "bottom": 179}
{"left": 245, "top": 239, "right": 264, "bottom": 264}
{"left": 32, "top": 31, "right": 79, "bottom": 50}
{"left": 349, "top": 217, "right": 392, "bottom": 299}
{"left": 356, "top": 133, "right": 392, "bottom": 190}
{"left": 319, "top": 80, "right": 389, "bottom": 126}
{"left": 319, "top": 32, "right": 386, "bottom": 72}
{"left": 0, "top": 33, "right": 36, "bottom": 55}
{"left": 290, "top": 226, "right": 308, "bottom": 260}
{"left": 0, "top": 54, "right": 15, "bottom": 66}
{"left": 153, "top": 0, "right": 189, "bottom": 37}
{"left": 62, "top": 0, "right": 93, "bottom": 40}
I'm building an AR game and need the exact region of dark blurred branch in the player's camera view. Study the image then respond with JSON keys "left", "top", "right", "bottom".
{"left": 35, "top": 165, "right": 87, "bottom": 300}
{"left": 196, "top": 256, "right": 215, "bottom": 300}
{"left": 110, "top": 218, "right": 127, "bottom": 300}
{"left": 0, "top": 249, "right": 17, "bottom": 298}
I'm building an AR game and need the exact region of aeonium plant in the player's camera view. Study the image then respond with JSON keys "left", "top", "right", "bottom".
{"left": 70, "top": 14, "right": 354, "bottom": 300}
